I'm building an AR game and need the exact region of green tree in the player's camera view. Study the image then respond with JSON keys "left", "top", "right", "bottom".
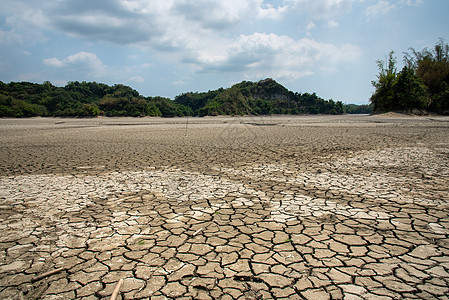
{"left": 151, "top": 97, "right": 192, "bottom": 117}
{"left": 370, "top": 51, "right": 398, "bottom": 112}
{"left": 371, "top": 50, "right": 431, "bottom": 113}
{"left": 199, "top": 100, "right": 222, "bottom": 116}
{"left": 254, "top": 98, "right": 273, "bottom": 115}
{"left": 146, "top": 102, "right": 162, "bottom": 116}
{"left": 393, "top": 66, "right": 429, "bottom": 111}
{"left": 405, "top": 39, "right": 449, "bottom": 113}
{"left": 344, "top": 103, "right": 373, "bottom": 114}
{"left": 82, "top": 103, "right": 102, "bottom": 117}
{"left": 10, "top": 99, "right": 47, "bottom": 117}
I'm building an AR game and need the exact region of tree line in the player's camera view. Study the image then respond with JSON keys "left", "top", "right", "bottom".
{"left": 371, "top": 39, "right": 449, "bottom": 114}
{"left": 0, "top": 81, "right": 191, "bottom": 118}
{"left": 174, "top": 79, "right": 371, "bottom": 116}
{"left": 0, "top": 78, "right": 371, "bottom": 118}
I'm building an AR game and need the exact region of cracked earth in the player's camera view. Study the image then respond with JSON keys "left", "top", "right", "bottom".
{"left": 1, "top": 115, "right": 449, "bottom": 299}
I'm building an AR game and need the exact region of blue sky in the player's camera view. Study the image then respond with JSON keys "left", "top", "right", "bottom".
{"left": 1, "top": 0, "right": 448, "bottom": 104}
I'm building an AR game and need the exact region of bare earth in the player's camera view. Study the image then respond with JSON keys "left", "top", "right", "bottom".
{"left": 1, "top": 114, "right": 449, "bottom": 299}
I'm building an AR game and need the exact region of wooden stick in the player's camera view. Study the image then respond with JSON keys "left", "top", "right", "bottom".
{"left": 31, "top": 267, "right": 65, "bottom": 282}
{"left": 192, "top": 228, "right": 203, "bottom": 236}
{"left": 110, "top": 278, "right": 124, "bottom": 300}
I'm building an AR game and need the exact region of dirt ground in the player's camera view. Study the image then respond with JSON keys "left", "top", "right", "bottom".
{"left": 1, "top": 114, "right": 449, "bottom": 299}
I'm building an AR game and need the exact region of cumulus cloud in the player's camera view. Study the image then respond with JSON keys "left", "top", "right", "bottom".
{"left": 43, "top": 51, "right": 106, "bottom": 77}
{"left": 2, "top": 0, "right": 351, "bottom": 46}
{"left": 49, "top": 1, "right": 162, "bottom": 45}
{"left": 172, "top": 0, "right": 287, "bottom": 30}
{"left": 257, "top": 2, "right": 288, "bottom": 19}
{"left": 184, "top": 33, "right": 361, "bottom": 81}
{"left": 0, "top": 3, "right": 49, "bottom": 45}
{"left": 172, "top": 0, "right": 248, "bottom": 30}
{"left": 3, "top": 0, "right": 362, "bottom": 83}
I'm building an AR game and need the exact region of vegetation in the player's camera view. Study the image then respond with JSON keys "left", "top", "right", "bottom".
{"left": 371, "top": 39, "right": 449, "bottom": 114}
{"left": 0, "top": 81, "right": 188, "bottom": 118}
{"left": 0, "top": 78, "right": 370, "bottom": 118}
{"left": 175, "top": 79, "right": 359, "bottom": 116}
{"left": 344, "top": 103, "right": 373, "bottom": 114}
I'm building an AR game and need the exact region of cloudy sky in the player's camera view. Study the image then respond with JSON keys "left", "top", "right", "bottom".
{"left": 1, "top": 0, "right": 448, "bottom": 104}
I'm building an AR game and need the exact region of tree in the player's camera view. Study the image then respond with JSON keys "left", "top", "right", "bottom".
{"left": 393, "top": 66, "right": 429, "bottom": 110}
{"left": 82, "top": 103, "right": 102, "bottom": 117}
{"left": 370, "top": 51, "right": 398, "bottom": 112}
{"left": 405, "top": 39, "right": 449, "bottom": 113}
{"left": 255, "top": 98, "right": 273, "bottom": 115}
{"left": 371, "top": 63, "right": 430, "bottom": 113}
{"left": 151, "top": 97, "right": 192, "bottom": 117}
{"left": 146, "top": 102, "right": 162, "bottom": 116}
{"left": 371, "top": 50, "right": 432, "bottom": 113}
{"left": 344, "top": 103, "right": 373, "bottom": 114}
{"left": 199, "top": 100, "right": 221, "bottom": 116}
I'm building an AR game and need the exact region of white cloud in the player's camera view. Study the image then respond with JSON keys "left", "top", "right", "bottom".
{"left": 185, "top": 33, "right": 361, "bottom": 81}
{"left": 400, "top": 0, "right": 423, "bottom": 6}
{"left": 3, "top": 0, "right": 361, "bottom": 86}
{"left": 326, "top": 20, "right": 339, "bottom": 28}
{"left": 256, "top": 1, "right": 288, "bottom": 19}
{"left": 286, "top": 0, "right": 354, "bottom": 20}
{"left": 43, "top": 52, "right": 106, "bottom": 77}
{"left": 0, "top": 29, "right": 22, "bottom": 44}
{"left": 306, "top": 22, "right": 317, "bottom": 31}
{"left": 364, "top": 0, "right": 423, "bottom": 20}
{"left": 173, "top": 0, "right": 247, "bottom": 30}
{"left": 0, "top": 3, "right": 48, "bottom": 45}
{"left": 125, "top": 76, "right": 145, "bottom": 84}
{"left": 172, "top": 0, "right": 287, "bottom": 30}
{"left": 365, "top": 0, "right": 396, "bottom": 19}
{"left": 173, "top": 79, "right": 188, "bottom": 85}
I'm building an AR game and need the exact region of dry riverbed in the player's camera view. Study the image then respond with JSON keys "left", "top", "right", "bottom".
{"left": 1, "top": 114, "right": 449, "bottom": 299}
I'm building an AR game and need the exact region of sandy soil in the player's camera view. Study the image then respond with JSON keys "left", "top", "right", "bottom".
{"left": 1, "top": 114, "right": 449, "bottom": 299}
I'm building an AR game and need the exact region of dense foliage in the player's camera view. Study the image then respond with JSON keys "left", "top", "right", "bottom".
{"left": 175, "top": 79, "right": 355, "bottom": 116}
{"left": 371, "top": 39, "right": 449, "bottom": 114}
{"left": 0, "top": 78, "right": 369, "bottom": 118}
{"left": 0, "top": 81, "right": 190, "bottom": 118}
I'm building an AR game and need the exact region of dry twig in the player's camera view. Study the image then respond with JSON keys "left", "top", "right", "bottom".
{"left": 110, "top": 278, "right": 124, "bottom": 300}
{"left": 31, "top": 267, "right": 65, "bottom": 283}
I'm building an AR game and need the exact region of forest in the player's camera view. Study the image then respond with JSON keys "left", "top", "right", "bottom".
{"left": 371, "top": 39, "right": 449, "bottom": 114}
{"left": 0, "top": 79, "right": 371, "bottom": 118}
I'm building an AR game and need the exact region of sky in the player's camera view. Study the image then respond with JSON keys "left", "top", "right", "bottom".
{"left": 0, "top": 0, "right": 448, "bottom": 104}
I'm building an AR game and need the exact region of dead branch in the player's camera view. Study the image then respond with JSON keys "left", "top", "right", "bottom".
{"left": 110, "top": 278, "right": 124, "bottom": 300}
{"left": 31, "top": 267, "right": 65, "bottom": 283}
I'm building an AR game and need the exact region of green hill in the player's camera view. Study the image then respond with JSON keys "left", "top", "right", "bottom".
{"left": 175, "top": 78, "right": 352, "bottom": 116}
{"left": 0, "top": 79, "right": 370, "bottom": 117}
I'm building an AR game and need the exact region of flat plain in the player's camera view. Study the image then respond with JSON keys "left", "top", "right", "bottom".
{"left": 1, "top": 114, "right": 449, "bottom": 299}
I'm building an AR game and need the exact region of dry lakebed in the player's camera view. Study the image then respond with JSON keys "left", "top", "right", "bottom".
{"left": 1, "top": 114, "right": 449, "bottom": 299}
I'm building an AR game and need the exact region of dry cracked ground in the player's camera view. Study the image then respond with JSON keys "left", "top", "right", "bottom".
{"left": 1, "top": 114, "right": 449, "bottom": 299}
